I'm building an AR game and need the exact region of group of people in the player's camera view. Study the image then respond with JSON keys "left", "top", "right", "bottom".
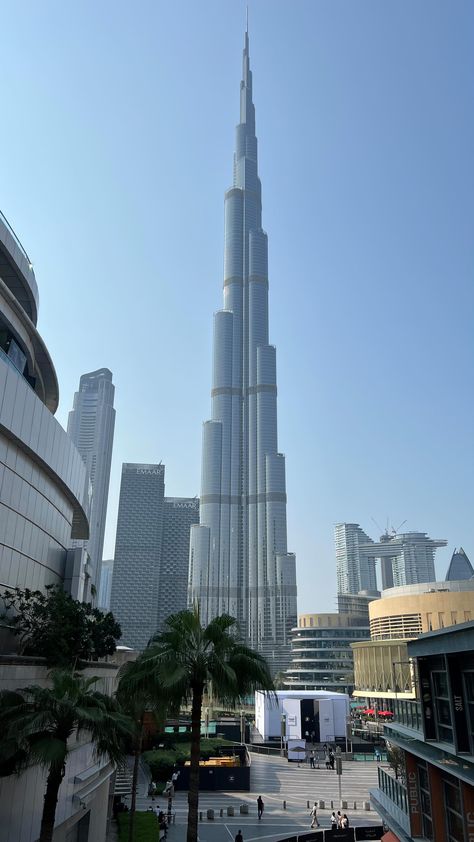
{"left": 310, "top": 804, "right": 350, "bottom": 829}
{"left": 147, "top": 805, "right": 168, "bottom": 838}
{"left": 308, "top": 744, "right": 336, "bottom": 770}
{"left": 331, "top": 810, "right": 350, "bottom": 829}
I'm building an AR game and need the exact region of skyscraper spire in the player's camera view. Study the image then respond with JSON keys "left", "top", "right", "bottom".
{"left": 189, "top": 29, "right": 297, "bottom": 674}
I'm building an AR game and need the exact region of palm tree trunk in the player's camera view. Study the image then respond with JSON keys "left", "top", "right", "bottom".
{"left": 39, "top": 762, "right": 64, "bottom": 842}
{"left": 128, "top": 717, "right": 144, "bottom": 842}
{"left": 187, "top": 682, "right": 203, "bottom": 842}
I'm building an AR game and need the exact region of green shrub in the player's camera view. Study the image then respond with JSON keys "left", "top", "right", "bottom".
{"left": 142, "top": 738, "right": 237, "bottom": 782}
{"left": 117, "top": 811, "right": 157, "bottom": 841}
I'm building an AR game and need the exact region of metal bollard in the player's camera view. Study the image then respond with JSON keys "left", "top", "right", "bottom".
{"left": 307, "top": 800, "right": 310, "bottom": 809}
{"left": 353, "top": 801, "right": 357, "bottom": 810}
{"left": 220, "top": 809, "right": 223, "bottom": 817}
{"left": 318, "top": 800, "right": 324, "bottom": 810}
{"left": 283, "top": 800, "right": 287, "bottom": 810}
{"left": 330, "top": 800, "right": 334, "bottom": 809}
{"left": 207, "top": 809, "right": 214, "bottom": 820}
{"left": 199, "top": 812, "right": 202, "bottom": 821}
{"left": 363, "top": 801, "right": 371, "bottom": 810}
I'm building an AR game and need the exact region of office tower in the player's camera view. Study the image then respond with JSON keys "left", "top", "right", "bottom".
{"left": 98, "top": 558, "right": 114, "bottom": 610}
{"left": 111, "top": 463, "right": 165, "bottom": 650}
{"left": 337, "top": 591, "right": 377, "bottom": 622}
{"left": 157, "top": 497, "right": 200, "bottom": 631}
{"left": 110, "top": 464, "right": 199, "bottom": 650}
{"left": 335, "top": 523, "right": 378, "bottom": 595}
{"left": 445, "top": 547, "right": 473, "bottom": 581}
{"left": 364, "top": 532, "right": 447, "bottom": 587}
{"left": 188, "top": 29, "right": 297, "bottom": 673}
{"left": 67, "top": 368, "right": 115, "bottom": 593}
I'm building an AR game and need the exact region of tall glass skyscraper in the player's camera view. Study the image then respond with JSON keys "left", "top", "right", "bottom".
{"left": 188, "top": 30, "right": 297, "bottom": 673}
{"left": 110, "top": 463, "right": 199, "bottom": 650}
{"left": 67, "top": 368, "right": 115, "bottom": 594}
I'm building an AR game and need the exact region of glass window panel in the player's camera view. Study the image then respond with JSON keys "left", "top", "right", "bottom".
{"left": 447, "top": 810, "right": 464, "bottom": 842}
{"left": 437, "top": 698, "right": 453, "bottom": 726}
{"left": 422, "top": 816, "right": 433, "bottom": 840}
{"left": 433, "top": 671, "right": 449, "bottom": 697}
{"left": 438, "top": 724, "right": 454, "bottom": 743}
{"left": 445, "top": 781, "right": 461, "bottom": 813}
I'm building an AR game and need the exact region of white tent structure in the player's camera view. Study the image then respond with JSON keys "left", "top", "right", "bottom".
{"left": 255, "top": 690, "right": 349, "bottom": 742}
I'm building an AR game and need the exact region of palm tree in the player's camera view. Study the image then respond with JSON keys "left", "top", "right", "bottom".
{"left": 116, "top": 655, "right": 168, "bottom": 842}
{"left": 141, "top": 607, "right": 274, "bottom": 842}
{"left": 0, "top": 670, "right": 133, "bottom": 842}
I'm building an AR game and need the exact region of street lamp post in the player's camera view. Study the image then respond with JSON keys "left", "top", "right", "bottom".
{"left": 280, "top": 713, "right": 286, "bottom": 757}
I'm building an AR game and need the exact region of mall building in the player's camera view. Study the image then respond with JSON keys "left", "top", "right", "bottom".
{"left": 352, "top": 579, "right": 474, "bottom": 707}
{"left": 286, "top": 612, "right": 370, "bottom": 694}
{"left": 0, "top": 210, "right": 118, "bottom": 842}
{"left": 370, "top": 622, "right": 474, "bottom": 842}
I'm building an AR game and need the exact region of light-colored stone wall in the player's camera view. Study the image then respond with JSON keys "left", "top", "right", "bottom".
{"left": 0, "top": 659, "right": 119, "bottom": 842}
{"left": 369, "top": 589, "right": 474, "bottom": 639}
{"left": 352, "top": 639, "right": 415, "bottom": 699}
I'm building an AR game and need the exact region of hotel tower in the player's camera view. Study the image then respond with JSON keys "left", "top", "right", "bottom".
{"left": 189, "top": 30, "right": 297, "bottom": 672}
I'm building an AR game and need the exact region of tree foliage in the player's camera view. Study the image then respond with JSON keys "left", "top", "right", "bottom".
{"left": 0, "top": 585, "right": 121, "bottom": 668}
{"left": 0, "top": 670, "right": 133, "bottom": 842}
{"left": 386, "top": 741, "right": 407, "bottom": 783}
{"left": 131, "top": 607, "right": 274, "bottom": 842}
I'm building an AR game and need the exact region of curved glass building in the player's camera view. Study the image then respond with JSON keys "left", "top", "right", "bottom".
{"left": 0, "top": 212, "right": 119, "bottom": 842}
{"left": 0, "top": 211, "right": 90, "bottom": 597}
{"left": 188, "top": 31, "right": 297, "bottom": 672}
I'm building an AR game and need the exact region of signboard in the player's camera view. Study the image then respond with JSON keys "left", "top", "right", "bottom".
{"left": 287, "top": 739, "right": 306, "bottom": 762}
{"left": 354, "top": 827, "right": 384, "bottom": 840}
{"left": 448, "top": 655, "right": 470, "bottom": 753}
{"left": 324, "top": 829, "right": 354, "bottom": 842}
{"left": 405, "top": 753, "right": 422, "bottom": 838}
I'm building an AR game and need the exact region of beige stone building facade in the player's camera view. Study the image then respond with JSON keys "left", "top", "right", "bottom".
{"left": 352, "top": 580, "right": 474, "bottom": 703}
{"left": 369, "top": 581, "right": 474, "bottom": 639}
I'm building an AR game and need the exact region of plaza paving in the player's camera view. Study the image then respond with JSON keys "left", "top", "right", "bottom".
{"left": 131, "top": 753, "right": 385, "bottom": 842}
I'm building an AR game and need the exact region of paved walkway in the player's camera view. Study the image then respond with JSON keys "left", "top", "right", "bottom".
{"left": 129, "top": 753, "right": 384, "bottom": 842}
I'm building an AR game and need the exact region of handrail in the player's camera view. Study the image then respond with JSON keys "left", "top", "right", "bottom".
{"left": 0, "top": 210, "right": 33, "bottom": 268}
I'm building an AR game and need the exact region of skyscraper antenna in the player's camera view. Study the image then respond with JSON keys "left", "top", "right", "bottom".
{"left": 246, "top": 5, "right": 249, "bottom": 33}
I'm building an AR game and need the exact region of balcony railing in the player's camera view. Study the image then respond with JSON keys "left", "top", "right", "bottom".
{"left": 370, "top": 767, "right": 411, "bottom": 836}
{"left": 377, "top": 766, "right": 408, "bottom": 813}
{"left": 392, "top": 698, "right": 422, "bottom": 731}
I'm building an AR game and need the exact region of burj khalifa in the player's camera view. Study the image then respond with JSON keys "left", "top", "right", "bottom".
{"left": 188, "top": 28, "right": 297, "bottom": 673}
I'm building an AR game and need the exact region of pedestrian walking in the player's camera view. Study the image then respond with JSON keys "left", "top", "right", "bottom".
{"left": 324, "top": 751, "right": 330, "bottom": 770}
{"left": 374, "top": 747, "right": 381, "bottom": 762}
{"left": 310, "top": 750, "right": 315, "bottom": 769}
{"left": 329, "top": 750, "right": 335, "bottom": 770}
{"left": 330, "top": 811, "right": 337, "bottom": 828}
{"left": 235, "top": 829, "right": 244, "bottom": 842}
{"left": 310, "top": 802, "right": 320, "bottom": 828}
{"left": 157, "top": 810, "right": 168, "bottom": 838}
{"left": 336, "top": 810, "right": 342, "bottom": 828}
{"left": 341, "top": 814, "right": 349, "bottom": 828}
{"left": 257, "top": 795, "right": 264, "bottom": 820}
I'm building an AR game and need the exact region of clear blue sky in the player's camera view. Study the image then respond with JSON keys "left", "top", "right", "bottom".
{"left": 2, "top": 1, "right": 473, "bottom": 612}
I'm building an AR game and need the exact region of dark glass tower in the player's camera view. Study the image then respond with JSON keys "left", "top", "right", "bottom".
{"left": 189, "top": 30, "right": 297, "bottom": 673}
